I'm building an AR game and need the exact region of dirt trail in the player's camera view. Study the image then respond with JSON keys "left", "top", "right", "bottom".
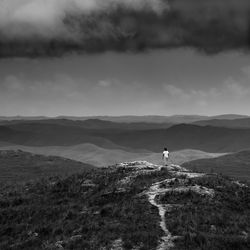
{"left": 116, "top": 161, "right": 214, "bottom": 250}
{"left": 147, "top": 180, "right": 175, "bottom": 250}
{"left": 146, "top": 163, "right": 214, "bottom": 250}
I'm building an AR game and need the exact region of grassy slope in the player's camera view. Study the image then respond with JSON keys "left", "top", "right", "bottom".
{"left": 0, "top": 143, "right": 224, "bottom": 167}
{"left": 0, "top": 165, "right": 249, "bottom": 250}
{"left": 165, "top": 175, "right": 250, "bottom": 250}
{"left": 182, "top": 150, "right": 250, "bottom": 181}
{"left": 0, "top": 167, "right": 166, "bottom": 250}
{"left": 0, "top": 150, "right": 94, "bottom": 183}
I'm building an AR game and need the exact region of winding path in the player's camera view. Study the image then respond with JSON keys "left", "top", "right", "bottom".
{"left": 116, "top": 161, "right": 214, "bottom": 250}
{"left": 146, "top": 164, "right": 214, "bottom": 250}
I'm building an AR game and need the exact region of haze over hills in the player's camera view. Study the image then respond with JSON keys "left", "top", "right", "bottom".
{"left": 0, "top": 114, "right": 248, "bottom": 124}
{"left": 2, "top": 122, "right": 250, "bottom": 153}
{"left": 95, "top": 124, "right": 250, "bottom": 152}
{"left": 0, "top": 123, "right": 128, "bottom": 149}
{"left": 0, "top": 118, "right": 174, "bottom": 130}
{"left": 0, "top": 143, "right": 224, "bottom": 167}
{"left": 193, "top": 117, "right": 250, "bottom": 129}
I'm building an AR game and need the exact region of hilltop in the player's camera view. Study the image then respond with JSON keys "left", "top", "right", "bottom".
{"left": 0, "top": 161, "right": 249, "bottom": 250}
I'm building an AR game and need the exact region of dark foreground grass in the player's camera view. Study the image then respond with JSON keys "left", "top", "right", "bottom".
{"left": 0, "top": 162, "right": 250, "bottom": 250}
{"left": 0, "top": 167, "right": 166, "bottom": 250}
{"left": 0, "top": 150, "right": 94, "bottom": 184}
{"left": 163, "top": 175, "right": 250, "bottom": 250}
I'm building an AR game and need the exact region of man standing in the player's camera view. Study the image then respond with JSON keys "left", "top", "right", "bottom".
{"left": 162, "top": 147, "right": 169, "bottom": 165}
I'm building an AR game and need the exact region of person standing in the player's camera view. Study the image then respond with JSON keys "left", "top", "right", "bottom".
{"left": 162, "top": 147, "right": 169, "bottom": 165}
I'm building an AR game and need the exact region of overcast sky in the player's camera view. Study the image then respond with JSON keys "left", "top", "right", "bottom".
{"left": 0, "top": 0, "right": 250, "bottom": 116}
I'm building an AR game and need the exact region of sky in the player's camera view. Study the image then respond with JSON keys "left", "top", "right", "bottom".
{"left": 0, "top": 0, "right": 250, "bottom": 116}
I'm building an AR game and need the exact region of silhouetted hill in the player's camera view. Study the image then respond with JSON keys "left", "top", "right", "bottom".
{"left": 45, "top": 114, "right": 249, "bottom": 123}
{"left": 96, "top": 124, "right": 250, "bottom": 152}
{"left": 0, "top": 118, "right": 173, "bottom": 130}
{"left": 1, "top": 114, "right": 248, "bottom": 124}
{"left": 210, "top": 114, "right": 249, "bottom": 120}
{"left": 0, "top": 116, "right": 47, "bottom": 121}
{"left": 2, "top": 123, "right": 250, "bottom": 152}
{"left": 194, "top": 117, "right": 250, "bottom": 129}
{"left": 182, "top": 150, "right": 250, "bottom": 181}
{"left": 0, "top": 124, "right": 128, "bottom": 149}
{"left": 0, "top": 150, "right": 94, "bottom": 183}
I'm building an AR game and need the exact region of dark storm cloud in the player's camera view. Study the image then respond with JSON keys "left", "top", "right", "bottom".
{"left": 0, "top": 0, "right": 250, "bottom": 57}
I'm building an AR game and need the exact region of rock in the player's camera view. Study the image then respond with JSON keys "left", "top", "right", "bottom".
{"left": 210, "top": 225, "right": 216, "bottom": 233}
{"left": 81, "top": 179, "right": 96, "bottom": 187}
{"left": 55, "top": 241, "right": 64, "bottom": 249}
{"left": 111, "top": 238, "right": 123, "bottom": 250}
{"left": 70, "top": 234, "right": 82, "bottom": 242}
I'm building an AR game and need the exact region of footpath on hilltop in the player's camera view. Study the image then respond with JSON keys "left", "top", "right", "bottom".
{"left": 0, "top": 161, "right": 250, "bottom": 250}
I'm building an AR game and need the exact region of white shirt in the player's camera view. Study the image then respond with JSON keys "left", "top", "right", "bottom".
{"left": 163, "top": 150, "right": 169, "bottom": 158}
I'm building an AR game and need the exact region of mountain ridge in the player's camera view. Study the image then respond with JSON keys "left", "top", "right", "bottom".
{"left": 2, "top": 123, "right": 250, "bottom": 153}
{"left": 0, "top": 114, "right": 248, "bottom": 123}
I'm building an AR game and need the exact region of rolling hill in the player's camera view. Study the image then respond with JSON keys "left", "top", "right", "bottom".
{"left": 0, "top": 118, "right": 174, "bottom": 130}
{"left": 95, "top": 124, "right": 250, "bottom": 152}
{"left": 0, "top": 150, "right": 94, "bottom": 183}
{"left": 193, "top": 117, "right": 250, "bottom": 129}
{"left": 0, "top": 143, "right": 224, "bottom": 167}
{"left": 2, "top": 123, "right": 250, "bottom": 153}
{"left": 182, "top": 150, "right": 250, "bottom": 181}
{"left": 0, "top": 124, "right": 130, "bottom": 150}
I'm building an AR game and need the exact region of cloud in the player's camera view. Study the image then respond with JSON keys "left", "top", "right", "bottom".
{"left": 0, "top": 0, "right": 249, "bottom": 57}
{"left": 163, "top": 79, "right": 250, "bottom": 108}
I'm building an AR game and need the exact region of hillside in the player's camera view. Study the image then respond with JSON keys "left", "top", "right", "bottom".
{"left": 0, "top": 143, "right": 224, "bottom": 167}
{"left": 0, "top": 150, "right": 94, "bottom": 183}
{"left": 96, "top": 124, "right": 250, "bottom": 152}
{"left": 0, "top": 161, "right": 249, "bottom": 250}
{"left": 2, "top": 122, "right": 250, "bottom": 153}
{"left": 182, "top": 150, "right": 250, "bottom": 182}
{"left": 193, "top": 117, "right": 250, "bottom": 129}
{"left": 0, "top": 124, "right": 129, "bottom": 150}
{"left": 0, "top": 118, "right": 174, "bottom": 130}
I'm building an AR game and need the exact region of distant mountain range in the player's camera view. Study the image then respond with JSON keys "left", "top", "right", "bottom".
{"left": 0, "top": 118, "right": 174, "bottom": 130}
{"left": 94, "top": 124, "right": 250, "bottom": 152}
{"left": 1, "top": 115, "right": 250, "bottom": 173}
{"left": 193, "top": 117, "right": 250, "bottom": 128}
{"left": 0, "top": 114, "right": 248, "bottom": 123}
{"left": 1, "top": 121, "right": 250, "bottom": 153}
{"left": 0, "top": 143, "right": 224, "bottom": 167}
